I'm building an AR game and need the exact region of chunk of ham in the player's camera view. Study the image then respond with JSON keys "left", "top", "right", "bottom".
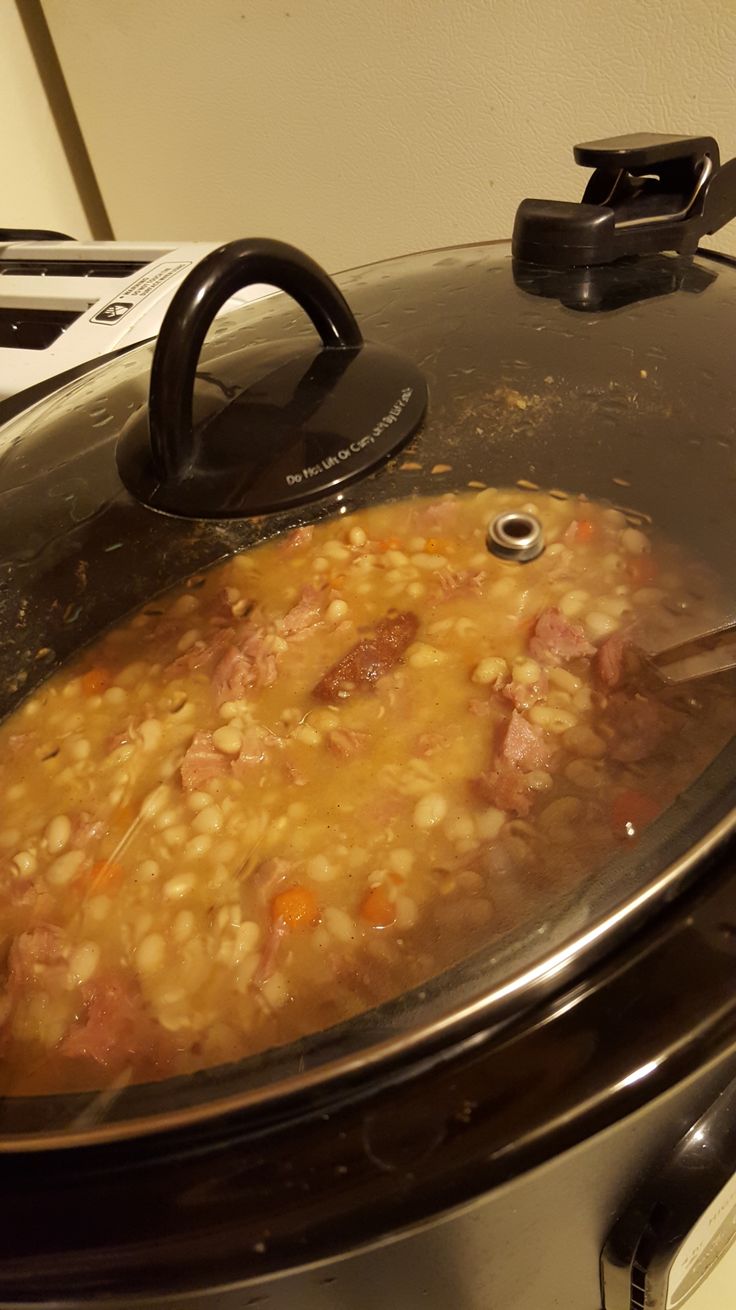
{"left": 8, "top": 924, "right": 68, "bottom": 991}
{"left": 529, "top": 607, "right": 595, "bottom": 666}
{"left": 327, "top": 728, "right": 369, "bottom": 759}
{"left": 606, "top": 693, "right": 674, "bottom": 763}
{"left": 436, "top": 567, "right": 485, "bottom": 599}
{"left": 62, "top": 973, "right": 169, "bottom": 1069}
{"left": 471, "top": 766, "right": 531, "bottom": 817}
{"left": 180, "top": 731, "right": 228, "bottom": 791}
{"left": 254, "top": 919, "right": 288, "bottom": 987}
{"left": 469, "top": 696, "right": 493, "bottom": 717}
{"left": 8, "top": 733, "right": 32, "bottom": 753}
{"left": 231, "top": 725, "right": 271, "bottom": 776}
{"left": 168, "top": 625, "right": 236, "bottom": 677}
{"left": 279, "top": 525, "right": 314, "bottom": 553}
{"left": 210, "top": 628, "right": 278, "bottom": 706}
{"left": 313, "top": 611, "right": 419, "bottom": 701}
{"left": 416, "top": 498, "right": 458, "bottom": 532}
{"left": 596, "top": 632, "right": 627, "bottom": 689}
{"left": 279, "top": 585, "right": 324, "bottom": 639}
{"left": 499, "top": 710, "right": 549, "bottom": 770}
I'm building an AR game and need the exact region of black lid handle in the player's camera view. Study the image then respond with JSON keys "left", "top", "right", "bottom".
{"left": 513, "top": 132, "right": 736, "bottom": 267}
{"left": 116, "top": 237, "right": 427, "bottom": 519}
{"left": 148, "top": 238, "right": 363, "bottom": 482}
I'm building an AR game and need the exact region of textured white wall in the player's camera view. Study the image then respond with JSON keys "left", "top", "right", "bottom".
{"left": 0, "top": 1, "right": 90, "bottom": 238}
{"left": 43, "top": 0, "right": 736, "bottom": 266}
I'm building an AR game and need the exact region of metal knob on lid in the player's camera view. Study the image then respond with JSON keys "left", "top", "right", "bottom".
{"left": 486, "top": 510, "right": 545, "bottom": 562}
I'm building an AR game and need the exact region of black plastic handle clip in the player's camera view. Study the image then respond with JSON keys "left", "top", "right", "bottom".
{"left": 513, "top": 132, "right": 736, "bottom": 267}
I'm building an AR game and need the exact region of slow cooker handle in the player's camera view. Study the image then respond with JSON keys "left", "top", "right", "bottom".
{"left": 148, "top": 238, "right": 364, "bottom": 481}
{"left": 601, "top": 1070, "right": 736, "bottom": 1308}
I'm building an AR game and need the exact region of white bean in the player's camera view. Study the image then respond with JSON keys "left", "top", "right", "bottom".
{"left": 260, "top": 971, "right": 289, "bottom": 1008}
{"left": 408, "top": 643, "right": 446, "bottom": 668}
{"left": 69, "top": 941, "right": 100, "bottom": 986}
{"left": 233, "top": 921, "right": 260, "bottom": 956}
{"left": 559, "top": 590, "right": 589, "bottom": 619}
{"left": 389, "top": 848, "right": 414, "bottom": 876}
{"left": 324, "top": 907, "right": 357, "bottom": 943}
{"left": 176, "top": 628, "right": 200, "bottom": 654}
{"left": 529, "top": 705, "right": 578, "bottom": 733}
{"left": 525, "top": 770, "right": 553, "bottom": 791}
{"left": 565, "top": 759, "right": 603, "bottom": 790}
{"left": 47, "top": 849, "right": 85, "bottom": 886}
{"left": 307, "top": 854, "right": 335, "bottom": 882}
{"left": 475, "top": 807, "right": 505, "bottom": 840}
{"left": 413, "top": 792, "right": 448, "bottom": 829}
{"left": 348, "top": 526, "right": 367, "bottom": 548}
{"left": 326, "top": 599, "right": 348, "bottom": 623}
{"left": 185, "top": 834, "right": 212, "bottom": 860}
{"left": 163, "top": 873, "right": 196, "bottom": 899}
{"left": 563, "top": 724, "right": 606, "bottom": 758}
{"left": 103, "top": 686, "right": 127, "bottom": 707}
{"left": 411, "top": 552, "right": 448, "bottom": 570}
{"left": 548, "top": 667, "right": 581, "bottom": 693}
{"left": 136, "top": 933, "right": 166, "bottom": 974}
{"left": 293, "top": 724, "right": 321, "bottom": 746}
{"left": 193, "top": 804, "right": 224, "bottom": 835}
{"left": 140, "top": 784, "right": 171, "bottom": 820}
{"left": 11, "top": 849, "right": 36, "bottom": 876}
{"left": 621, "top": 527, "right": 650, "bottom": 555}
{"left": 585, "top": 611, "right": 618, "bottom": 641}
{"left": 394, "top": 896, "right": 418, "bottom": 929}
{"left": 173, "top": 910, "right": 195, "bottom": 943}
{"left": 45, "top": 814, "right": 71, "bottom": 855}
{"left": 163, "top": 825, "right": 188, "bottom": 848}
{"left": 471, "top": 657, "right": 508, "bottom": 687}
{"left": 140, "top": 719, "right": 163, "bottom": 752}
{"left": 513, "top": 658, "right": 541, "bottom": 686}
{"left": 213, "top": 725, "right": 242, "bottom": 756}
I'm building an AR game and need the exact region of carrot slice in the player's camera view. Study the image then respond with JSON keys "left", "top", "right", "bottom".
{"left": 359, "top": 885, "right": 396, "bottom": 927}
{"left": 271, "top": 884, "right": 319, "bottom": 930}
{"left": 627, "top": 555, "right": 658, "bottom": 587}
{"left": 575, "top": 520, "right": 595, "bottom": 543}
{"left": 611, "top": 789, "right": 661, "bottom": 839}
{"left": 81, "top": 667, "right": 111, "bottom": 696}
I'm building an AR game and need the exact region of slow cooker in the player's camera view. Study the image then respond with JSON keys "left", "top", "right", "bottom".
{"left": 2, "top": 131, "right": 736, "bottom": 1310}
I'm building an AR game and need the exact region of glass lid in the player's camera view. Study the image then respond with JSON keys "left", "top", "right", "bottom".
{"left": 2, "top": 131, "right": 736, "bottom": 1147}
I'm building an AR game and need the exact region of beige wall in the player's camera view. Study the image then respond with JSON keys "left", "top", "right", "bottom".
{"left": 42, "top": 0, "right": 736, "bottom": 268}
{"left": 0, "top": 1, "right": 90, "bottom": 238}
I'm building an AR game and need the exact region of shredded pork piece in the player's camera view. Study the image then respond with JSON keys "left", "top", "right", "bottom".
{"left": 499, "top": 711, "right": 549, "bottom": 770}
{"left": 471, "top": 766, "right": 532, "bottom": 817}
{"left": 327, "top": 728, "right": 369, "bottom": 759}
{"left": 62, "top": 973, "right": 169, "bottom": 1068}
{"left": 596, "top": 632, "right": 627, "bottom": 689}
{"left": 180, "top": 731, "right": 228, "bottom": 791}
{"left": 529, "top": 607, "right": 595, "bottom": 665}
{"left": 279, "top": 585, "right": 324, "bottom": 639}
